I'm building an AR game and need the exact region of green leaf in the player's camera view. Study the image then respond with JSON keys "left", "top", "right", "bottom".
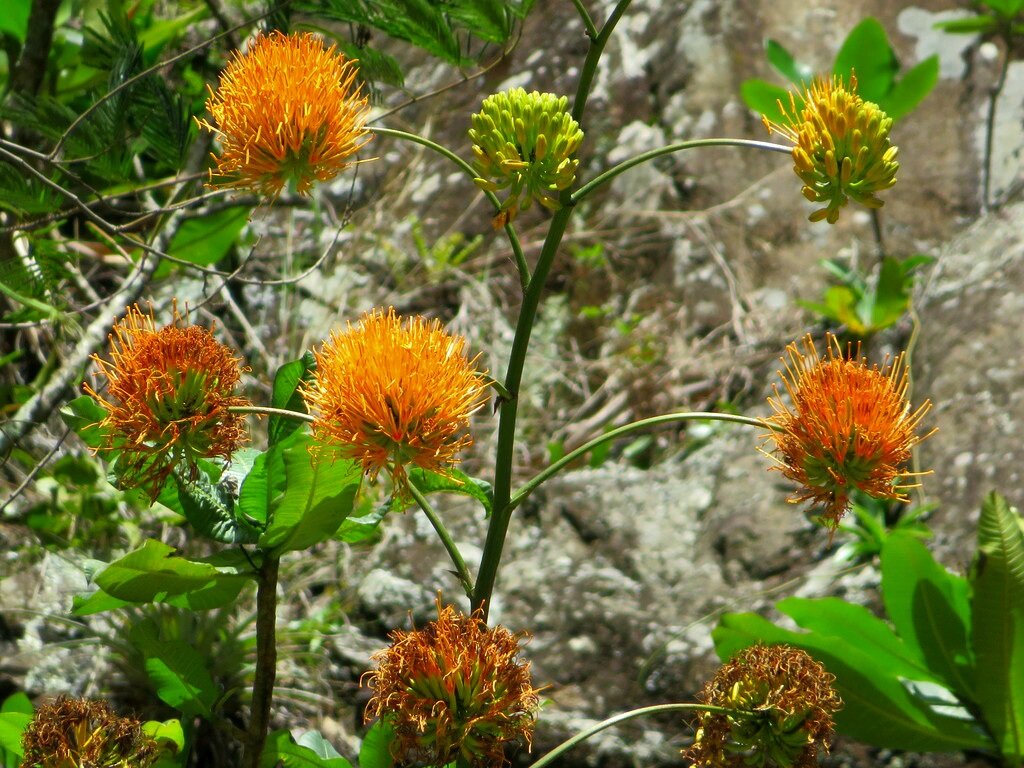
{"left": 714, "top": 609, "right": 994, "bottom": 752}
{"left": 764, "top": 39, "right": 811, "bottom": 86}
{"left": 971, "top": 492, "right": 1024, "bottom": 761}
{"left": 934, "top": 15, "right": 999, "bottom": 34}
{"left": 869, "top": 256, "right": 913, "bottom": 330}
{"left": 143, "top": 719, "right": 186, "bottom": 753}
{"left": 130, "top": 623, "right": 219, "bottom": 719}
{"left": 0, "top": 0, "right": 30, "bottom": 42}
{"left": 981, "top": 0, "right": 1024, "bottom": 16}
{"left": 0, "top": 713, "right": 29, "bottom": 758}
{"left": 269, "top": 353, "right": 316, "bottom": 446}
{"left": 359, "top": 720, "right": 396, "bottom": 768}
{"left": 0, "top": 694, "right": 31, "bottom": 716}
{"left": 336, "top": 503, "right": 389, "bottom": 544}
{"left": 60, "top": 395, "right": 111, "bottom": 450}
{"left": 407, "top": 468, "right": 493, "bottom": 517}
{"left": 833, "top": 18, "right": 898, "bottom": 103}
{"left": 261, "top": 729, "right": 353, "bottom": 768}
{"left": 163, "top": 468, "right": 260, "bottom": 544}
{"left": 296, "top": 731, "right": 345, "bottom": 759}
{"left": 156, "top": 206, "right": 249, "bottom": 278}
{"left": 881, "top": 533, "right": 975, "bottom": 699}
{"left": 739, "top": 78, "right": 794, "bottom": 123}
{"left": 254, "top": 431, "right": 362, "bottom": 554}
{"left": 880, "top": 55, "right": 939, "bottom": 121}
{"left": 445, "top": 0, "right": 510, "bottom": 43}
{"left": 336, "top": 43, "right": 405, "bottom": 88}
{"left": 72, "top": 587, "right": 133, "bottom": 616}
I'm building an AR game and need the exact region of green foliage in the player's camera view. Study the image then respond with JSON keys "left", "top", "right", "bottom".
{"left": 714, "top": 493, "right": 1024, "bottom": 763}
{"left": 268, "top": 354, "right": 317, "bottom": 446}
{"left": 261, "top": 729, "right": 353, "bottom": 767}
{"left": 0, "top": 692, "right": 32, "bottom": 766}
{"left": 742, "top": 17, "right": 939, "bottom": 122}
{"left": 358, "top": 720, "right": 396, "bottom": 768}
{"left": 935, "top": 0, "right": 1024, "bottom": 35}
{"left": 834, "top": 493, "right": 934, "bottom": 563}
{"left": 410, "top": 218, "right": 484, "bottom": 278}
{"left": 797, "top": 254, "right": 933, "bottom": 338}
{"left": 130, "top": 617, "right": 222, "bottom": 718}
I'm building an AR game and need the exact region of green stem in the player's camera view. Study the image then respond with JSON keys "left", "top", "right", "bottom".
{"left": 529, "top": 703, "right": 741, "bottom": 768}
{"left": 508, "top": 412, "right": 770, "bottom": 512}
{"left": 472, "top": 0, "right": 633, "bottom": 619}
{"left": 407, "top": 482, "right": 474, "bottom": 600}
{"left": 572, "top": 138, "right": 791, "bottom": 204}
{"left": 569, "top": 0, "right": 598, "bottom": 39}
{"left": 228, "top": 405, "right": 315, "bottom": 423}
{"left": 243, "top": 554, "right": 280, "bottom": 768}
{"left": 367, "top": 126, "right": 530, "bottom": 288}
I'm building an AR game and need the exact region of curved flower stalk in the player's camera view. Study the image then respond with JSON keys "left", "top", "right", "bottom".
{"left": 687, "top": 645, "right": 842, "bottom": 768}
{"left": 302, "top": 307, "right": 489, "bottom": 486}
{"left": 470, "top": 87, "right": 584, "bottom": 226}
{"left": 363, "top": 600, "right": 540, "bottom": 767}
{"left": 84, "top": 303, "right": 250, "bottom": 499}
{"left": 763, "top": 74, "right": 899, "bottom": 223}
{"left": 21, "top": 697, "right": 160, "bottom": 768}
{"left": 761, "top": 333, "right": 932, "bottom": 529}
{"left": 198, "top": 31, "right": 372, "bottom": 198}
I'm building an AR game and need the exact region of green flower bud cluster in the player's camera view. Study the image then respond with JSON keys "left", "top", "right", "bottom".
{"left": 469, "top": 88, "right": 584, "bottom": 226}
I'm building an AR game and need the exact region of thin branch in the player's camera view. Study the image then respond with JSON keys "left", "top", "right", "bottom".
{"left": 408, "top": 482, "right": 474, "bottom": 601}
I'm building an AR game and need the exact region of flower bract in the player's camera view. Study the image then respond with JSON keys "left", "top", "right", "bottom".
{"left": 469, "top": 87, "right": 584, "bottom": 227}
{"left": 198, "top": 30, "right": 371, "bottom": 198}
{"left": 763, "top": 74, "right": 899, "bottom": 224}
{"left": 761, "top": 333, "right": 932, "bottom": 529}
{"left": 302, "top": 307, "right": 488, "bottom": 485}
{"left": 686, "top": 644, "right": 842, "bottom": 768}
{"left": 363, "top": 600, "right": 540, "bottom": 767}
{"left": 21, "top": 697, "right": 160, "bottom": 768}
{"left": 84, "top": 303, "right": 250, "bottom": 499}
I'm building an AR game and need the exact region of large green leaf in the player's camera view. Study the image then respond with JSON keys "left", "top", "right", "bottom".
{"left": 833, "top": 18, "right": 897, "bottom": 103}
{"left": 248, "top": 431, "right": 362, "bottom": 554}
{"left": 739, "top": 78, "right": 794, "bottom": 123}
{"left": 881, "top": 533, "right": 975, "bottom": 700}
{"left": 971, "top": 492, "right": 1024, "bottom": 762}
{"left": 130, "top": 622, "right": 219, "bottom": 719}
{"left": 881, "top": 55, "right": 939, "bottom": 121}
{"left": 359, "top": 719, "right": 396, "bottom": 768}
{"left": 156, "top": 206, "right": 248, "bottom": 278}
{"left": 160, "top": 468, "right": 260, "bottom": 544}
{"left": 714, "top": 609, "right": 993, "bottom": 752}
{"left": 0, "top": 0, "right": 30, "bottom": 42}
{"left": 261, "top": 729, "right": 353, "bottom": 768}
{"left": 765, "top": 39, "right": 811, "bottom": 86}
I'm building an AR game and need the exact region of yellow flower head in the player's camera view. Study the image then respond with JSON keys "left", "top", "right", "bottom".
{"left": 363, "top": 600, "right": 540, "bottom": 768}
{"left": 686, "top": 645, "right": 842, "bottom": 768}
{"left": 469, "top": 88, "right": 584, "bottom": 227}
{"left": 21, "top": 697, "right": 160, "bottom": 768}
{"left": 85, "top": 303, "right": 250, "bottom": 499}
{"left": 302, "top": 307, "right": 489, "bottom": 484}
{"left": 761, "top": 334, "right": 932, "bottom": 530}
{"left": 763, "top": 74, "right": 898, "bottom": 224}
{"left": 199, "top": 30, "right": 371, "bottom": 198}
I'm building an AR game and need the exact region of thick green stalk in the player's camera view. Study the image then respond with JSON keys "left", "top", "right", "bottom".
{"left": 243, "top": 554, "right": 280, "bottom": 768}
{"left": 472, "top": 0, "right": 633, "bottom": 618}
{"left": 508, "top": 412, "right": 771, "bottom": 512}
{"left": 528, "top": 702, "right": 741, "bottom": 768}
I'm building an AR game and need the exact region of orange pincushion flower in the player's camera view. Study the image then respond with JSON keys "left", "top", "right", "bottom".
{"left": 761, "top": 334, "right": 932, "bottom": 530}
{"left": 84, "top": 304, "right": 250, "bottom": 498}
{"left": 363, "top": 600, "right": 540, "bottom": 768}
{"left": 198, "top": 31, "right": 371, "bottom": 197}
{"left": 302, "top": 307, "right": 489, "bottom": 484}
{"left": 686, "top": 645, "right": 842, "bottom": 768}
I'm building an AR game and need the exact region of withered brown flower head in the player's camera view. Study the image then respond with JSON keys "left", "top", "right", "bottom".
{"left": 21, "top": 696, "right": 159, "bottom": 768}
{"left": 302, "top": 307, "right": 489, "bottom": 486}
{"left": 198, "top": 30, "right": 371, "bottom": 198}
{"left": 84, "top": 303, "right": 250, "bottom": 499}
{"left": 363, "top": 600, "right": 540, "bottom": 768}
{"left": 686, "top": 645, "right": 842, "bottom": 768}
{"left": 760, "top": 333, "right": 932, "bottom": 530}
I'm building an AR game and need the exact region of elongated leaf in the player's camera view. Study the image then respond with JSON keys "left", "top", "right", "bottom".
{"left": 739, "top": 78, "right": 794, "bottom": 123}
{"left": 714, "top": 611, "right": 993, "bottom": 752}
{"left": 881, "top": 55, "right": 939, "bottom": 121}
{"left": 142, "top": 719, "right": 186, "bottom": 752}
{"left": 359, "top": 720, "right": 396, "bottom": 768}
{"left": 269, "top": 354, "right": 315, "bottom": 446}
{"left": 0, "top": 714, "right": 30, "bottom": 758}
{"left": 60, "top": 395, "right": 111, "bottom": 450}
{"left": 934, "top": 15, "right": 999, "bottom": 34}
{"left": 156, "top": 206, "right": 248, "bottom": 278}
{"left": 336, "top": 502, "right": 389, "bottom": 544}
{"left": 834, "top": 18, "right": 898, "bottom": 103}
{"left": 163, "top": 469, "right": 260, "bottom": 544}
{"left": 881, "top": 533, "right": 975, "bottom": 699}
{"left": 971, "top": 492, "right": 1024, "bottom": 762}
{"left": 130, "top": 624, "right": 219, "bottom": 718}
{"left": 261, "top": 730, "right": 353, "bottom": 768}
{"left": 0, "top": 694, "right": 31, "bottom": 716}
{"left": 765, "top": 39, "right": 811, "bottom": 86}
{"left": 406, "top": 467, "right": 493, "bottom": 517}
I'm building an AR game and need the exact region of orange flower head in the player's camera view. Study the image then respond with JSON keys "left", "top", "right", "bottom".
{"left": 363, "top": 600, "right": 541, "bottom": 768}
{"left": 22, "top": 696, "right": 160, "bottom": 768}
{"left": 763, "top": 74, "right": 899, "bottom": 224}
{"left": 302, "top": 307, "right": 489, "bottom": 485}
{"left": 198, "top": 31, "right": 371, "bottom": 198}
{"left": 84, "top": 303, "right": 250, "bottom": 499}
{"left": 761, "top": 333, "right": 932, "bottom": 530}
{"left": 686, "top": 644, "right": 842, "bottom": 768}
